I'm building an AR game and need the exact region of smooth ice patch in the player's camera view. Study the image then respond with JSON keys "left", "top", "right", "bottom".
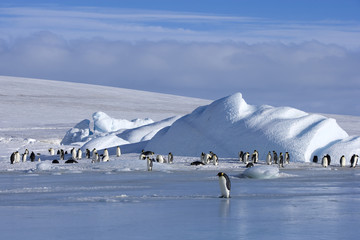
{"left": 242, "top": 165, "right": 280, "bottom": 179}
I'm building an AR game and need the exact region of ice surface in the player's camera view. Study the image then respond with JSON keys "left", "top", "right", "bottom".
{"left": 1, "top": 76, "right": 360, "bottom": 239}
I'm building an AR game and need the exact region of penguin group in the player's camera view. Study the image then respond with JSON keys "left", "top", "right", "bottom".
{"left": 139, "top": 150, "right": 174, "bottom": 171}
{"left": 239, "top": 150, "right": 290, "bottom": 168}
{"left": 312, "top": 153, "right": 359, "bottom": 168}
{"left": 10, "top": 149, "right": 41, "bottom": 164}
{"left": 9, "top": 146, "right": 123, "bottom": 165}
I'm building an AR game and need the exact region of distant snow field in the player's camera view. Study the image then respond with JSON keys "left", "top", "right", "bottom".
{"left": 1, "top": 76, "right": 360, "bottom": 239}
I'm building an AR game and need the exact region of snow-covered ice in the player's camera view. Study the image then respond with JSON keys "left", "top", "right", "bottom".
{"left": 147, "top": 93, "right": 356, "bottom": 163}
{"left": 1, "top": 76, "right": 360, "bottom": 239}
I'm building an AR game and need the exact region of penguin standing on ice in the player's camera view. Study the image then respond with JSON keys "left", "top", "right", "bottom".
{"left": 252, "top": 150, "right": 258, "bottom": 163}
{"left": 326, "top": 154, "right": 331, "bottom": 166}
{"left": 116, "top": 146, "right": 121, "bottom": 157}
{"left": 71, "top": 148, "right": 76, "bottom": 160}
{"left": 92, "top": 152, "right": 99, "bottom": 163}
{"left": 48, "top": 148, "right": 55, "bottom": 156}
{"left": 350, "top": 154, "right": 359, "bottom": 168}
{"left": 312, "top": 155, "right": 318, "bottom": 163}
{"left": 239, "top": 151, "right": 244, "bottom": 162}
{"left": 168, "top": 152, "right": 173, "bottom": 164}
{"left": 266, "top": 151, "right": 272, "bottom": 165}
{"left": 77, "top": 149, "right": 82, "bottom": 160}
{"left": 279, "top": 152, "right": 284, "bottom": 168}
{"left": 217, "top": 172, "right": 231, "bottom": 198}
{"left": 285, "top": 152, "right": 290, "bottom": 164}
{"left": 273, "top": 151, "right": 278, "bottom": 164}
{"left": 212, "top": 154, "right": 219, "bottom": 166}
{"left": 30, "top": 151, "right": 36, "bottom": 162}
{"left": 147, "top": 157, "right": 153, "bottom": 171}
{"left": 103, "top": 149, "right": 109, "bottom": 158}
{"left": 86, "top": 149, "right": 91, "bottom": 158}
{"left": 243, "top": 152, "right": 250, "bottom": 164}
{"left": 340, "top": 155, "right": 346, "bottom": 167}
{"left": 22, "top": 152, "right": 27, "bottom": 162}
{"left": 10, "top": 152, "right": 15, "bottom": 164}
{"left": 322, "top": 155, "right": 328, "bottom": 168}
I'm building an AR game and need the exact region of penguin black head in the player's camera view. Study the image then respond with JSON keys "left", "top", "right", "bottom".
{"left": 217, "top": 172, "right": 224, "bottom": 177}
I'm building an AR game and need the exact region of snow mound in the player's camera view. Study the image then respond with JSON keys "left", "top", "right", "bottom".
{"left": 76, "top": 115, "right": 179, "bottom": 151}
{"left": 242, "top": 165, "right": 280, "bottom": 179}
{"left": 61, "top": 119, "right": 92, "bottom": 145}
{"left": 117, "top": 116, "right": 180, "bottom": 143}
{"left": 317, "top": 136, "right": 360, "bottom": 164}
{"left": 146, "top": 93, "right": 351, "bottom": 162}
{"left": 81, "top": 134, "right": 129, "bottom": 151}
{"left": 93, "top": 112, "right": 153, "bottom": 133}
{"left": 36, "top": 162, "right": 53, "bottom": 171}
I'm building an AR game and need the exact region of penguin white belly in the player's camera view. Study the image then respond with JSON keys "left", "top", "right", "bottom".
{"left": 219, "top": 177, "right": 230, "bottom": 198}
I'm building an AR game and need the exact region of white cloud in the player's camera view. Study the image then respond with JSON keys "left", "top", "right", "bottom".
{"left": 0, "top": 7, "right": 359, "bottom": 115}
{"left": 1, "top": 7, "right": 360, "bottom": 48}
{"left": 0, "top": 32, "right": 359, "bottom": 115}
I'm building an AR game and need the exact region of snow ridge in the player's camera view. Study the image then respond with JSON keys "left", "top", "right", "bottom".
{"left": 146, "top": 93, "right": 351, "bottom": 162}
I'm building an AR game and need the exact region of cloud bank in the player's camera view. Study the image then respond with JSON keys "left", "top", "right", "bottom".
{"left": 0, "top": 7, "right": 359, "bottom": 115}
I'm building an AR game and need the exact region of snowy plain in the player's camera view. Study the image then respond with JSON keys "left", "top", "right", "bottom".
{"left": 1, "top": 76, "right": 360, "bottom": 240}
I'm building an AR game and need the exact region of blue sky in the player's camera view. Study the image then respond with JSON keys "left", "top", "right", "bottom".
{"left": 0, "top": 1, "right": 359, "bottom": 115}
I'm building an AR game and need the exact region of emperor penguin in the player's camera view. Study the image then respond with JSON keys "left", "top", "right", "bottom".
{"left": 60, "top": 149, "right": 65, "bottom": 160}
{"left": 77, "top": 149, "right": 82, "bottom": 160}
{"left": 92, "top": 148, "right": 97, "bottom": 155}
{"left": 212, "top": 154, "right": 219, "bottom": 166}
{"left": 168, "top": 152, "right": 174, "bottom": 164}
{"left": 30, "top": 151, "right": 36, "bottom": 162}
{"left": 102, "top": 154, "right": 109, "bottom": 162}
{"left": 25, "top": 149, "right": 29, "bottom": 155}
{"left": 156, "top": 154, "right": 164, "bottom": 163}
{"left": 279, "top": 152, "right": 284, "bottom": 168}
{"left": 326, "top": 154, "right": 331, "bottom": 166}
{"left": 10, "top": 152, "right": 15, "bottom": 164}
{"left": 201, "top": 152, "right": 206, "bottom": 164}
{"left": 312, "top": 155, "right": 318, "bottom": 163}
{"left": 322, "top": 155, "right": 328, "bottom": 168}
{"left": 340, "top": 155, "right": 346, "bottom": 167}
{"left": 22, "top": 152, "right": 27, "bottom": 162}
{"left": 92, "top": 152, "right": 99, "bottom": 163}
{"left": 205, "top": 153, "right": 212, "bottom": 164}
{"left": 285, "top": 152, "right": 290, "bottom": 164}
{"left": 71, "top": 148, "right": 76, "bottom": 160}
{"left": 243, "top": 152, "right": 250, "bottom": 164}
{"left": 103, "top": 149, "right": 109, "bottom": 158}
{"left": 116, "top": 146, "right": 121, "bottom": 157}
{"left": 48, "top": 148, "right": 55, "bottom": 156}
{"left": 266, "top": 151, "right": 272, "bottom": 165}
{"left": 140, "top": 149, "right": 154, "bottom": 160}
{"left": 239, "top": 151, "right": 244, "bottom": 162}
{"left": 350, "top": 154, "right": 359, "bottom": 168}
{"left": 86, "top": 149, "right": 91, "bottom": 158}
{"left": 273, "top": 151, "right": 278, "bottom": 164}
{"left": 252, "top": 150, "right": 258, "bottom": 163}
{"left": 14, "top": 151, "right": 21, "bottom": 163}
{"left": 147, "top": 157, "right": 153, "bottom": 171}
{"left": 217, "top": 172, "right": 231, "bottom": 198}
{"left": 201, "top": 152, "right": 211, "bottom": 164}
